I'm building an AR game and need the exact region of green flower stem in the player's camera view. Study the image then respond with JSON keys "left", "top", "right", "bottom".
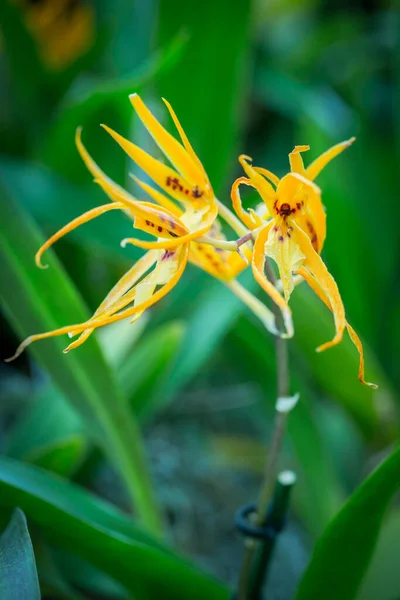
{"left": 237, "top": 259, "right": 292, "bottom": 600}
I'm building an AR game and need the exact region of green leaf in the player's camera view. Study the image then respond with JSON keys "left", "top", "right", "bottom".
{"left": 6, "top": 388, "right": 86, "bottom": 478}
{"left": 156, "top": 0, "right": 252, "bottom": 191}
{"left": 295, "top": 445, "right": 400, "bottom": 600}
{"left": 0, "top": 508, "right": 41, "bottom": 600}
{"left": 357, "top": 509, "right": 400, "bottom": 600}
{"left": 0, "top": 457, "right": 228, "bottom": 600}
{"left": 0, "top": 188, "right": 161, "bottom": 534}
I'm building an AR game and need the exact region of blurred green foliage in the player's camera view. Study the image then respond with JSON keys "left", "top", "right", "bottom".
{"left": 0, "top": 0, "right": 399, "bottom": 598}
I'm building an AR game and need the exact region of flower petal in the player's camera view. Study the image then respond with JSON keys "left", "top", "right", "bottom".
{"left": 253, "top": 166, "right": 280, "bottom": 187}
{"left": 252, "top": 222, "right": 293, "bottom": 338}
{"left": 265, "top": 224, "right": 306, "bottom": 302}
{"left": 231, "top": 176, "right": 263, "bottom": 230}
{"left": 66, "top": 250, "right": 158, "bottom": 351}
{"left": 288, "top": 145, "right": 309, "bottom": 174}
{"left": 130, "top": 93, "right": 206, "bottom": 186}
{"left": 238, "top": 155, "right": 276, "bottom": 215}
{"left": 35, "top": 202, "right": 125, "bottom": 269}
{"left": 130, "top": 175, "right": 182, "bottom": 216}
{"left": 122, "top": 203, "right": 218, "bottom": 250}
{"left": 101, "top": 124, "right": 207, "bottom": 206}
{"left": 7, "top": 246, "right": 189, "bottom": 360}
{"left": 306, "top": 137, "right": 355, "bottom": 181}
{"left": 297, "top": 266, "right": 377, "bottom": 388}
{"left": 292, "top": 222, "right": 346, "bottom": 352}
{"left": 162, "top": 98, "right": 207, "bottom": 179}
{"left": 94, "top": 179, "right": 189, "bottom": 238}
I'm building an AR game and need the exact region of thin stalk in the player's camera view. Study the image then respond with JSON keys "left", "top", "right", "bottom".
{"left": 237, "top": 259, "right": 291, "bottom": 600}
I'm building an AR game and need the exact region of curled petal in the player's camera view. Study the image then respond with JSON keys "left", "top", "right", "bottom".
{"left": 231, "top": 177, "right": 263, "bottom": 230}
{"left": 288, "top": 145, "right": 309, "bottom": 174}
{"left": 293, "top": 222, "right": 346, "bottom": 352}
{"left": 35, "top": 202, "right": 125, "bottom": 269}
{"left": 6, "top": 246, "right": 189, "bottom": 361}
{"left": 238, "top": 155, "right": 276, "bottom": 215}
{"left": 297, "top": 266, "right": 377, "bottom": 388}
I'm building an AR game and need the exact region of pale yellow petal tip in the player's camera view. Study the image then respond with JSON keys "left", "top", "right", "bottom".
{"left": 367, "top": 382, "right": 379, "bottom": 390}
{"left": 5, "top": 338, "right": 31, "bottom": 363}
{"left": 35, "top": 256, "right": 49, "bottom": 270}
{"left": 239, "top": 154, "right": 253, "bottom": 165}
{"left": 291, "top": 145, "right": 310, "bottom": 153}
{"left": 346, "top": 137, "right": 356, "bottom": 146}
{"left": 129, "top": 93, "right": 140, "bottom": 108}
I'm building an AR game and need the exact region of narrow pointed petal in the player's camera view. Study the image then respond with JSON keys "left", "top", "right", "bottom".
{"left": 293, "top": 223, "right": 345, "bottom": 352}
{"left": 130, "top": 175, "right": 182, "bottom": 216}
{"left": 7, "top": 246, "right": 189, "bottom": 360}
{"left": 122, "top": 203, "right": 218, "bottom": 250}
{"left": 94, "top": 179, "right": 189, "bottom": 238}
{"left": 289, "top": 145, "right": 309, "bottom": 174}
{"left": 35, "top": 202, "right": 125, "bottom": 268}
{"left": 252, "top": 222, "right": 294, "bottom": 338}
{"left": 101, "top": 124, "right": 206, "bottom": 206}
{"left": 130, "top": 93, "right": 206, "bottom": 185}
{"left": 253, "top": 166, "right": 280, "bottom": 187}
{"left": 162, "top": 98, "right": 206, "bottom": 178}
{"left": 68, "top": 251, "right": 158, "bottom": 350}
{"left": 82, "top": 244, "right": 190, "bottom": 328}
{"left": 76, "top": 128, "right": 143, "bottom": 213}
{"left": 306, "top": 137, "right": 356, "bottom": 181}
{"left": 231, "top": 177, "right": 263, "bottom": 230}
{"left": 239, "top": 155, "right": 276, "bottom": 215}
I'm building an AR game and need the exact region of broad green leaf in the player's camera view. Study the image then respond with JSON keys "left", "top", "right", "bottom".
{"left": 156, "top": 0, "right": 252, "bottom": 191}
{"left": 0, "top": 508, "right": 41, "bottom": 600}
{"left": 6, "top": 388, "right": 86, "bottom": 478}
{"left": 0, "top": 457, "right": 228, "bottom": 600}
{"left": 295, "top": 445, "right": 400, "bottom": 600}
{"left": 0, "top": 189, "right": 161, "bottom": 533}
{"left": 357, "top": 509, "right": 400, "bottom": 600}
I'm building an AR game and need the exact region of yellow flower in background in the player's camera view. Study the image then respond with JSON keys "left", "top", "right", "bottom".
{"left": 12, "top": 0, "right": 94, "bottom": 71}
{"left": 7, "top": 95, "right": 277, "bottom": 361}
{"left": 231, "top": 140, "right": 377, "bottom": 388}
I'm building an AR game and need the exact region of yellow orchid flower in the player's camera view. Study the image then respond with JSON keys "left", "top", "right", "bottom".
{"left": 7, "top": 95, "right": 277, "bottom": 361}
{"left": 231, "top": 140, "right": 377, "bottom": 388}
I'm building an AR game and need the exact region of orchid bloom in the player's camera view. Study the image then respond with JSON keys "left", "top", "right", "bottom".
{"left": 7, "top": 95, "right": 276, "bottom": 361}
{"left": 231, "top": 140, "right": 377, "bottom": 388}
